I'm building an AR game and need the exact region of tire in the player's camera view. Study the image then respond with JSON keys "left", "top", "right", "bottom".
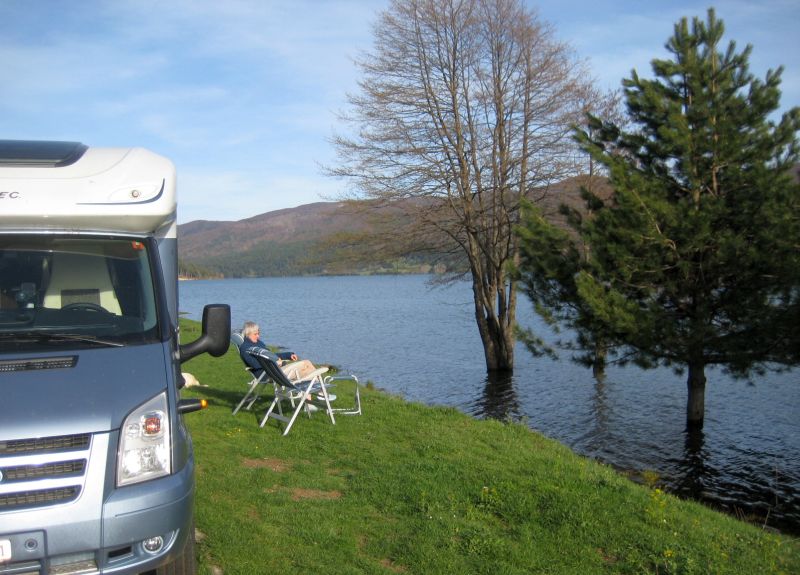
{"left": 154, "top": 527, "right": 196, "bottom": 575}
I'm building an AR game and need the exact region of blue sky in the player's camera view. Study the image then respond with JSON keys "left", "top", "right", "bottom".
{"left": 2, "top": 1, "right": 797, "bottom": 224}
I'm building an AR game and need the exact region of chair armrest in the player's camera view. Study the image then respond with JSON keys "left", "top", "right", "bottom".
{"left": 324, "top": 374, "right": 358, "bottom": 383}
{"left": 295, "top": 367, "right": 330, "bottom": 382}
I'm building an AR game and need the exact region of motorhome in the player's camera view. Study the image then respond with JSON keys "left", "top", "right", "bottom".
{"left": 0, "top": 140, "right": 229, "bottom": 575}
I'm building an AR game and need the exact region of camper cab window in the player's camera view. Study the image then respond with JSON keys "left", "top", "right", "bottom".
{"left": 0, "top": 236, "right": 160, "bottom": 350}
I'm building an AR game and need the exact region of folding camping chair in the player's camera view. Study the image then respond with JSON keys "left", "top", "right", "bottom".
{"left": 248, "top": 348, "right": 335, "bottom": 436}
{"left": 230, "top": 331, "right": 270, "bottom": 415}
{"left": 324, "top": 374, "right": 362, "bottom": 416}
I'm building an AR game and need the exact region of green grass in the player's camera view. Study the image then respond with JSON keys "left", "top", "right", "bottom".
{"left": 179, "top": 319, "right": 799, "bottom": 574}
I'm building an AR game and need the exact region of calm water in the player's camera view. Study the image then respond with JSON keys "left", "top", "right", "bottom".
{"left": 180, "top": 275, "right": 800, "bottom": 534}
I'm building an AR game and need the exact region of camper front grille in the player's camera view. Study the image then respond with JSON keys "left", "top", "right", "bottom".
{"left": 0, "top": 432, "right": 91, "bottom": 513}
{"left": 0, "top": 433, "right": 90, "bottom": 455}
{"left": 0, "top": 486, "right": 81, "bottom": 511}
{"left": 0, "top": 459, "right": 86, "bottom": 482}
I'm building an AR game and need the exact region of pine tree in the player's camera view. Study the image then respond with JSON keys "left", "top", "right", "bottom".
{"left": 517, "top": 9, "right": 800, "bottom": 426}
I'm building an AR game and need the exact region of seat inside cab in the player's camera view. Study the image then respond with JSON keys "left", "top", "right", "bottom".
{"left": 43, "top": 252, "right": 122, "bottom": 315}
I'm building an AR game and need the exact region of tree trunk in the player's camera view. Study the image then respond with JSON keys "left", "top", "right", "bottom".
{"left": 686, "top": 360, "right": 706, "bottom": 428}
{"left": 483, "top": 322, "right": 514, "bottom": 372}
{"left": 592, "top": 340, "right": 607, "bottom": 380}
{"left": 471, "top": 273, "right": 516, "bottom": 373}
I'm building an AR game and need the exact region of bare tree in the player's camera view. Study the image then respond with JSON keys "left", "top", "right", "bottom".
{"left": 329, "top": 0, "right": 594, "bottom": 372}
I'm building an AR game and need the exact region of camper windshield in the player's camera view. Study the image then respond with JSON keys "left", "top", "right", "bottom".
{"left": 0, "top": 235, "right": 160, "bottom": 351}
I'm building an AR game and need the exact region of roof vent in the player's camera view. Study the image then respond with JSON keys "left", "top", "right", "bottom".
{"left": 0, "top": 140, "right": 88, "bottom": 167}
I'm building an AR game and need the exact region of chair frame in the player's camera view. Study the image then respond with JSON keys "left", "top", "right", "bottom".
{"left": 231, "top": 331, "right": 269, "bottom": 415}
{"left": 324, "top": 374, "right": 362, "bottom": 416}
{"left": 251, "top": 351, "right": 336, "bottom": 436}
{"left": 231, "top": 331, "right": 362, "bottom": 425}
{"left": 232, "top": 366, "right": 269, "bottom": 415}
{"left": 231, "top": 331, "right": 303, "bottom": 415}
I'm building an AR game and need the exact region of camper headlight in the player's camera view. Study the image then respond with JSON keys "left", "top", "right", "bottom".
{"left": 117, "top": 392, "right": 171, "bottom": 487}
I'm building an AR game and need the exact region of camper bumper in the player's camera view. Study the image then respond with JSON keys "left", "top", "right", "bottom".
{"left": 0, "top": 455, "right": 195, "bottom": 575}
{"left": 100, "top": 455, "right": 195, "bottom": 573}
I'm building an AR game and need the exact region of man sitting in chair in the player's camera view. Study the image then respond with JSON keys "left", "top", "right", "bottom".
{"left": 238, "top": 320, "right": 322, "bottom": 381}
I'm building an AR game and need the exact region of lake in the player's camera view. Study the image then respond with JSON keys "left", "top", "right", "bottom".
{"left": 180, "top": 274, "right": 800, "bottom": 534}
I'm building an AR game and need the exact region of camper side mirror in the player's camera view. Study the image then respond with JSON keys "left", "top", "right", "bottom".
{"left": 179, "top": 303, "right": 231, "bottom": 364}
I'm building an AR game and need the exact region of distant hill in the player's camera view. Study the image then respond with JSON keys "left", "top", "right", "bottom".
{"left": 176, "top": 176, "right": 607, "bottom": 278}
{"left": 180, "top": 202, "right": 364, "bottom": 260}
{"left": 178, "top": 201, "right": 428, "bottom": 277}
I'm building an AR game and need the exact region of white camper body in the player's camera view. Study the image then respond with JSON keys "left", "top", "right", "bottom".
{"left": 0, "top": 144, "right": 176, "bottom": 235}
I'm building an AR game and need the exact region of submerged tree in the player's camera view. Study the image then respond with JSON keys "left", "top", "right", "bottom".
{"left": 329, "top": 0, "right": 593, "bottom": 371}
{"left": 517, "top": 9, "right": 800, "bottom": 426}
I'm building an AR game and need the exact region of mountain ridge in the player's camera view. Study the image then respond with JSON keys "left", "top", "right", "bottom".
{"left": 178, "top": 200, "right": 400, "bottom": 277}
{"left": 177, "top": 174, "right": 664, "bottom": 277}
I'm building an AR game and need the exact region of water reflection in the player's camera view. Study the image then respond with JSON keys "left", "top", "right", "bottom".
{"left": 467, "top": 371, "right": 523, "bottom": 421}
{"left": 591, "top": 374, "right": 610, "bottom": 438}
{"left": 672, "top": 426, "right": 715, "bottom": 499}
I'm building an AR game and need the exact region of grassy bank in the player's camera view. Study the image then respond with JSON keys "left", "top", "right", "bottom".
{"left": 179, "top": 319, "right": 799, "bottom": 574}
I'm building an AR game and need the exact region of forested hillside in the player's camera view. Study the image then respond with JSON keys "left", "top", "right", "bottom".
{"left": 177, "top": 177, "right": 606, "bottom": 278}
{"left": 178, "top": 200, "right": 443, "bottom": 277}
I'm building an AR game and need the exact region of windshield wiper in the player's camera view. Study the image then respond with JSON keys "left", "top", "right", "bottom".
{"left": 47, "top": 333, "right": 124, "bottom": 347}
{"left": 0, "top": 332, "right": 124, "bottom": 347}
